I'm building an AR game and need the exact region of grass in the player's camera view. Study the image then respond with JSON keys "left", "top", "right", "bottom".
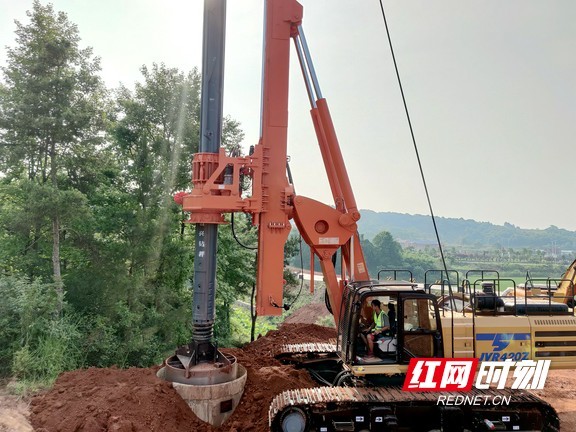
{"left": 5, "top": 377, "right": 53, "bottom": 397}
{"left": 228, "top": 280, "right": 335, "bottom": 346}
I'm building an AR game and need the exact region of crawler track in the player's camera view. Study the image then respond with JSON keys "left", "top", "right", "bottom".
{"left": 269, "top": 385, "right": 560, "bottom": 432}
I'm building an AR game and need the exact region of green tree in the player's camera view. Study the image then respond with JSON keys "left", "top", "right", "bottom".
{"left": 360, "top": 234, "right": 377, "bottom": 275}
{"left": 371, "top": 231, "right": 403, "bottom": 270}
{"left": 106, "top": 63, "right": 250, "bottom": 357}
{"left": 0, "top": 1, "right": 107, "bottom": 311}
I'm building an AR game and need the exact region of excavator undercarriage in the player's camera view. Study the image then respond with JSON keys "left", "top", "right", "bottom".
{"left": 269, "top": 276, "right": 574, "bottom": 432}
{"left": 269, "top": 385, "right": 559, "bottom": 432}
{"left": 270, "top": 341, "right": 560, "bottom": 432}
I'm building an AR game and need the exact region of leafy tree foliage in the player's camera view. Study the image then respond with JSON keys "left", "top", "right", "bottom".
{"left": 103, "top": 64, "right": 201, "bottom": 362}
{"left": 0, "top": 1, "right": 107, "bottom": 311}
{"left": 109, "top": 63, "right": 250, "bottom": 352}
{"left": 370, "top": 231, "right": 403, "bottom": 270}
{"left": 0, "top": 2, "right": 260, "bottom": 384}
{"left": 293, "top": 229, "right": 415, "bottom": 278}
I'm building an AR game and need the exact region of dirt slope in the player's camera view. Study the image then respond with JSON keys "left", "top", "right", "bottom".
{"left": 0, "top": 386, "right": 33, "bottom": 432}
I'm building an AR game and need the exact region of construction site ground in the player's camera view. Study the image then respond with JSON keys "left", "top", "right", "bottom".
{"left": 1, "top": 304, "right": 576, "bottom": 431}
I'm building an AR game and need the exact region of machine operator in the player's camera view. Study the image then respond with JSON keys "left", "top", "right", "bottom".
{"left": 361, "top": 299, "right": 394, "bottom": 358}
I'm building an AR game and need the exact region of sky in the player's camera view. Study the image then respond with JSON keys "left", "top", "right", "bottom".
{"left": 1, "top": 0, "right": 575, "bottom": 231}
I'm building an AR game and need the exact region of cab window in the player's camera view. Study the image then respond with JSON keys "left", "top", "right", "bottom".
{"left": 403, "top": 298, "right": 436, "bottom": 331}
{"left": 402, "top": 297, "right": 439, "bottom": 360}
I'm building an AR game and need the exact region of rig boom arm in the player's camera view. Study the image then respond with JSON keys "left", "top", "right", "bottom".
{"left": 179, "top": 0, "right": 369, "bottom": 326}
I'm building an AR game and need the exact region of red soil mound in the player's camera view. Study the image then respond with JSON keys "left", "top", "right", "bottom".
{"left": 283, "top": 303, "right": 331, "bottom": 325}
{"left": 30, "top": 324, "right": 336, "bottom": 432}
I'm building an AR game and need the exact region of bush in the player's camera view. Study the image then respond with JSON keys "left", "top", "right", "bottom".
{"left": 0, "top": 276, "right": 83, "bottom": 383}
{"left": 12, "top": 315, "right": 83, "bottom": 382}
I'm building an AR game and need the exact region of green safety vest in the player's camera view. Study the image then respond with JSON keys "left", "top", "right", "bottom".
{"left": 373, "top": 310, "right": 388, "bottom": 330}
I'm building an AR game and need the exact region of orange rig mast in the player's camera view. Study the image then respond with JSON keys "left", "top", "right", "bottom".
{"left": 175, "top": 0, "right": 368, "bottom": 348}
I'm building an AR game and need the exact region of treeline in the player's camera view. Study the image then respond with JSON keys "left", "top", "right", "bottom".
{"left": 359, "top": 210, "right": 576, "bottom": 250}
{"left": 293, "top": 231, "right": 438, "bottom": 282}
{"left": 293, "top": 230, "right": 571, "bottom": 283}
{"left": 0, "top": 2, "right": 257, "bottom": 385}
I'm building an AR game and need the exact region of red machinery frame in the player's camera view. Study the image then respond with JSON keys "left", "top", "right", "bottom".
{"left": 177, "top": 0, "right": 369, "bottom": 325}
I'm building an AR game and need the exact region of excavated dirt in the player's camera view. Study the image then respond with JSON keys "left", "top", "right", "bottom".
{"left": 531, "top": 370, "right": 576, "bottom": 431}
{"left": 1, "top": 322, "right": 572, "bottom": 431}
{"left": 29, "top": 324, "right": 336, "bottom": 432}
{"left": 283, "top": 303, "right": 331, "bottom": 325}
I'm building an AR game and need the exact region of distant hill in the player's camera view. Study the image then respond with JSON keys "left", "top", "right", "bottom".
{"left": 358, "top": 210, "right": 576, "bottom": 251}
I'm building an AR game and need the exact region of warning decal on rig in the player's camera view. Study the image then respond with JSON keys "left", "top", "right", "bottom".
{"left": 319, "top": 237, "right": 339, "bottom": 245}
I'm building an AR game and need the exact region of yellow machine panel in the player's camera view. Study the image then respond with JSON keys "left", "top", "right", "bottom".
{"left": 441, "top": 312, "right": 576, "bottom": 369}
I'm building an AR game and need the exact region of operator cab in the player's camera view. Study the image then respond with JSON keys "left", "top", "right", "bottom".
{"left": 339, "top": 281, "right": 444, "bottom": 366}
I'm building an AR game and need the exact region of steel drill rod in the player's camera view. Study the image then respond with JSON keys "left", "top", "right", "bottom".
{"left": 192, "top": 0, "right": 226, "bottom": 349}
